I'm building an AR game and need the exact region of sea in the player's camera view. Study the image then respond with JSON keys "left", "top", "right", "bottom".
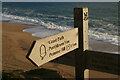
{"left": 2, "top": 2, "right": 119, "bottom": 46}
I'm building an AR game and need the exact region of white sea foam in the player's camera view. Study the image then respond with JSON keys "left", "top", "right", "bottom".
{"left": 89, "top": 29, "right": 119, "bottom": 46}
{"left": 2, "top": 14, "right": 39, "bottom": 24}
{"left": 2, "top": 14, "right": 119, "bottom": 46}
{"left": 3, "top": 14, "right": 71, "bottom": 31}
{"left": 23, "top": 26, "right": 62, "bottom": 38}
{"left": 32, "top": 29, "right": 61, "bottom": 38}
{"left": 39, "top": 21, "right": 71, "bottom": 31}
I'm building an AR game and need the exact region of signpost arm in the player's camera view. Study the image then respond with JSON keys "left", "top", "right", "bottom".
{"left": 74, "top": 7, "right": 89, "bottom": 80}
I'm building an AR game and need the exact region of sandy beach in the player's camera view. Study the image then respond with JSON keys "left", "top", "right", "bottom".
{"left": 2, "top": 22, "right": 39, "bottom": 70}
{"left": 2, "top": 22, "right": 119, "bottom": 79}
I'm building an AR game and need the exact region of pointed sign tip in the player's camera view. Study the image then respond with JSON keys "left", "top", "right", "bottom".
{"left": 26, "top": 41, "right": 39, "bottom": 67}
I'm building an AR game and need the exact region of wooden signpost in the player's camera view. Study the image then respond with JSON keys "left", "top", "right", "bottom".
{"left": 74, "top": 7, "right": 89, "bottom": 80}
{"left": 26, "top": 7, "right": 119, "bottom": 80}
{"left": 26, "top": 28, "right": 78, "bottom": 66}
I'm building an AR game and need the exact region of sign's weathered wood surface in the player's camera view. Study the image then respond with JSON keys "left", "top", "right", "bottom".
{"left": 26, "top": 28, "right": 78, "bottom": 66}
{"left": 74, "top": 7, "right": 89, "bottom": 79}
{"left": 85, "top": 50, "right": 120, "bottom": 75}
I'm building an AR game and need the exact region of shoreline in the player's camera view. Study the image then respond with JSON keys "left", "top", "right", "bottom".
{"left": 2, "top": 22, "right": 119, "bottom": 78}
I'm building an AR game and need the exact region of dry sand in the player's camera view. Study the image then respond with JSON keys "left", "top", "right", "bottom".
{"left": 2, "top": 22, "right": 119, "bottom": 79}
{"left": 2, "top": 22, "right": 39, "bottom": 70}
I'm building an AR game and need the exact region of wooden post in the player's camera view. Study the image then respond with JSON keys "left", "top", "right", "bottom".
{"left": 74, "top": 7, "right": 89, "bottom": 80}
